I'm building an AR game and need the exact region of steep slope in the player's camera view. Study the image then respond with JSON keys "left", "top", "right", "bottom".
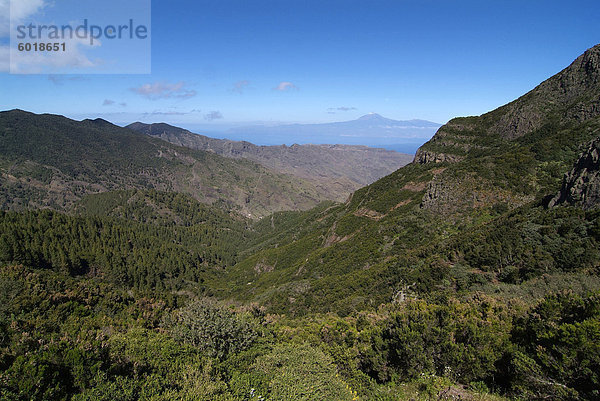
{"left": 216, "top": 44, "right": 600, "bottom": 315}
{"left": 0, "top": 110, "right": 331, "bottom": 218}
{"left": 126, "top": 121, "right": 413, "bottom": 202}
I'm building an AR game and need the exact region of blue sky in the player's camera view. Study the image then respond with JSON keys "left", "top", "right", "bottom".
{"left": 0, "top": 0, "right": 599, "bottom": 131}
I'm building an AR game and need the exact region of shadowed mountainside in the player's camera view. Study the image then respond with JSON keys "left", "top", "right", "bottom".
{"left": 0, "top": 110, "right": 335, "bottom": 218}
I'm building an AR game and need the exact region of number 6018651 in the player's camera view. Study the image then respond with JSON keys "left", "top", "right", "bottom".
{"left": 17, "top": 42, "right": 66, "bottom": 51}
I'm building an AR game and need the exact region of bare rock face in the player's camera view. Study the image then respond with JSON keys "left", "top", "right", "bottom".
{"left": 420, "top": 177, "right": 460, "bottom": 210}
{"left": 549, "top": 136, "right": 600, "bottom": 209}
{"left": 413, "top": 149, "right": 464, "bottom": 164}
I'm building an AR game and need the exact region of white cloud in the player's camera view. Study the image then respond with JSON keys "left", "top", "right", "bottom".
{"left": 0, "top": 0, "right": 50, "bottom": 71}
{"left": 8, "top": 0, "right": 45, "bottom": 21}
{"left": 130, "top": 82, "right": 197, "bottom": 100}
{"left": 4, "top": 1, "right": 138, "bottom": 73}
{"left": 204, "top": 111, "right": 223, "bottom": 121}
{"left": 103, "top": 99, "right": 115, "bottom": 106}
{"left": 3, "top": 0, "right": 102, "bottom": 74}
{"left": 273, "top": 81, "right": 298, "bottom": 91}
{"left": 1, "top": 0, "right": 47, "bottom": 37}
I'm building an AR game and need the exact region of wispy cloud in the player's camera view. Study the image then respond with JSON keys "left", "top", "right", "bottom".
{"left": 204, "top": 111, "right": 223, "bottom": 121}
{"left": 231, "top": 80, "right": 250, "bottom": 94}
{"left": 47, "top": 75, "right": 87, "bottom": 85}
{"left": 144, "top": 111, "right": 187, "bottom": 116}
{"left": 1, "top": 0, "right": 49, "bottom": 72}
{"left": 273, "top": 81, "right": 298, "bottom": 91}
{"left": 103, "top": 99, "right": 127, "bottom": 107}
{"left": 7, "top": 0, "right": 45, "bottom": 23}
{"left": 142, "top": 109, "right": 201, "bottom": 116}
{"left": 328, "top": 106, "right": 357, "bottom": 112}
{"left": 2, "top": 1, "right": 104, "bottom": 74}
{"left": 130, "top": 82, "right": 197, "bottom": 100}
{"left": 8, "top": 36, "right": 101, "bottom": 74}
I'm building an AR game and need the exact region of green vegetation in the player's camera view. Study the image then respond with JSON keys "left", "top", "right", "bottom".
{"left": 1, "top": 190, "right": 599, "bottom": 399}
{"left": 165, "top": 298, "right": 258, "bottom": 359}
{"left": 1, "top": 261, "right": 597, "bottom": 400}
{"left": 0, "top": 207, "right": 246, "bottom": 292}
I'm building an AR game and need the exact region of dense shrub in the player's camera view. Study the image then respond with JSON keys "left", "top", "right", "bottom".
{"left": 251, "top": 343, "right": 356, "bottom": 401}
{"left": 361, "top": 296, "right": 512, "bottom": 385}
{"left": 505, "top": 292, "right": 600, "bottom": 400}
{"left": 166, "top": 298, "right": 257, "bottom": 360}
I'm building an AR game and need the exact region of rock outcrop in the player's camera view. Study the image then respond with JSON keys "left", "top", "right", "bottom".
{"left": 549, "top": 136, "right": 600, "bottom": 209}
{"left": 413, "top": 149, "right": 464, "bottom": 164}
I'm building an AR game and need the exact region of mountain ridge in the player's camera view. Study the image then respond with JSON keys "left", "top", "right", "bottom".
{"left": 127, "top": 121, "right": 413, "bottom": 201}
{"left": 415, "top": 43, "right": 600, "bottom": 165}
{"left": 0, "top": 109, "right": 334, "bottom": 218}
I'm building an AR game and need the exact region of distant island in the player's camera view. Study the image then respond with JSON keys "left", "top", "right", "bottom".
{"left": 184, "top": 113, "right": 441, "bottom": 154}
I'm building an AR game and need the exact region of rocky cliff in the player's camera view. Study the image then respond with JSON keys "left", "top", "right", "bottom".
{"left": 550, "top": 136, "right": 600, "bottom": 209}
